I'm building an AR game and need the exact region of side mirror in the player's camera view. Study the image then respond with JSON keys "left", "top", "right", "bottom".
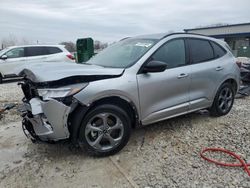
{"left": 142, "top": 60, "right": 167, "bottom": 73}
{"left": 0, "top": 55, "right": 8, "bottom": 60}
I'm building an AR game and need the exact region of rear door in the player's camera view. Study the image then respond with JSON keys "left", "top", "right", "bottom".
{"left": 137, "top": 38, "right": 191, "bottom": 125}
{"left": 0, "top": 47, "right": 26, "bottom": 76}
{"left": 187, "top": 38, "right": 227, "bottom": 110}
{"left": 24, "top": 47, "right": 49, "bottom": 63}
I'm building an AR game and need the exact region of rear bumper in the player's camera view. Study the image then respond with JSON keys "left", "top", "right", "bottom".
{"left": 21, "top": 98, "right": 71, "bottom": 141}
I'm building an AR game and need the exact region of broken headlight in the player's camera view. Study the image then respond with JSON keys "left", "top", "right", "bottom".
{"left": 37, "top": 83, "right": 88, "bottom": 100}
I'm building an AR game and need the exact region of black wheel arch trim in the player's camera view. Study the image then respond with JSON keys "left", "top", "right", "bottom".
{"left": 68, "top": 103, "right": 90, "bottom": 145}
{"left": 213, "top": 78, "right": 238, "bottom": 99}
{"left": 68, "top": 96, "right": 140, "bottom": 146}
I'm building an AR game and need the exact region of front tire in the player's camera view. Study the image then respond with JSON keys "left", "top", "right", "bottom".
{"left": 78, "top": 104, "right": 131, "bottom": 157}
{"left": 209, "top": 82, "right": 235, "bottom": 117}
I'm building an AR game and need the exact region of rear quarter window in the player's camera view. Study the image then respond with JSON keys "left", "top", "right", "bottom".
{"left": 210, "top": 41, "right": 226, "bottom": 58}
{"left": 47, "top": 47, "right": 63, "bottom": 54}
{"left": 188, "top": 39, "right": 214, "bottom": 64}
{"left": 225, "top": 43, "right": 234, "bottom": 55}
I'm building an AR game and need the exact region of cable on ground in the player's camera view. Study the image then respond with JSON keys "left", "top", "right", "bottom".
{"left": 200, "top": 148, "right": 250, "bottom": 177}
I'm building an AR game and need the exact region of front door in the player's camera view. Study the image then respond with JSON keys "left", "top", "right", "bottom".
{"left": 0, "top": 47, "right": 26, "bottom": 76}
{"left": 137, "top": 39, "right": 191, "bottom": 125}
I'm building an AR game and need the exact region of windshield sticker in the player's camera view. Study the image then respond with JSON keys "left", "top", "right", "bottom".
{"left": 135, "top": 42, "right": 152, "bottom": 48}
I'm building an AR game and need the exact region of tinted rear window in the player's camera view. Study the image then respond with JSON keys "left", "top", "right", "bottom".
{"left": 189, "top": 39, "right": 214, "bottom": 63}
{"left": 211, "top": 42, "right": 226, "bottom": 58}
{"left": 47, "top": 47, "right": 62, "bottom": 54}
{"left": 25, "top": 47, "right": 48, "bottom": 57}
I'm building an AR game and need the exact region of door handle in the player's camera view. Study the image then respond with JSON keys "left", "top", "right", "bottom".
{"left": 178, "top": 73, "right": 189, "bottom": 79}
{"left": 215, "top": 66, "right": 223, "bottom": 71}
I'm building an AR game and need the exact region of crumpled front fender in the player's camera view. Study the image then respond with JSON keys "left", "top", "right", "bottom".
{"left": 27, "top": 98, "right": 71, "bottom": 141}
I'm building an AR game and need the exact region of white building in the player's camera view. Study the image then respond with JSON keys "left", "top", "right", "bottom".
{"left": 184, "top": 23, "right": 250, "bottom": 57}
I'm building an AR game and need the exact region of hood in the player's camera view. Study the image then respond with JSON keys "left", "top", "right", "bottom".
{"left": 17, "top": 62, "right": 124, "bottom": 87}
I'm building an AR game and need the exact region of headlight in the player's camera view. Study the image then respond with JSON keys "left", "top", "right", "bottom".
{"left": 38, "top": 83, "right": 88, "bottom": 100}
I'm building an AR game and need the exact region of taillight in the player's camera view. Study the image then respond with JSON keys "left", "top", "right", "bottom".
{"left": 66, "top": 54, "right": 75, "bottom": 60}
{"left": 236, "top": 61, "right": 242, "bottom": 68}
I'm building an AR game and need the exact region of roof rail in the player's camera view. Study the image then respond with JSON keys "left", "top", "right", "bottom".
{"left": 162, "top": 32, "right": 209, "bottom": 39}
{"left": 120, "top": 37, "right": 131, "bottom": 41}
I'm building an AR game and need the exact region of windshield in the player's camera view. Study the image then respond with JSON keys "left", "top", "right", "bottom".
{"left": 87, "top": 38, "right": 158, "bottom": 68}
{"left": 0, "top": 47, "right": 11, "bottom": 56}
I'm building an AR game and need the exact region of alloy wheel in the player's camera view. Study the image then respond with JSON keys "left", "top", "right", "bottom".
{"left": 85, "top": 112, "right": 124, "bottom": 151}
{"left": 218, "top": 87, "right": 233, "bottom": 113}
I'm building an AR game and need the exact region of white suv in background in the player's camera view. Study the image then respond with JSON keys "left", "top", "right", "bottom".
{"left": 0, "top": 45, "right": 75, "bottom": 83}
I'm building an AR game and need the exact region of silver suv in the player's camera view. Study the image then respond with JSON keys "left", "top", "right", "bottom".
{"left": 19, "top": 33, "right": 240, "bottom": 156}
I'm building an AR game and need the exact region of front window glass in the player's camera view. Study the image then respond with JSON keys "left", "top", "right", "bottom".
{"left": 87, "top": 38, "right": 157, "bottom": 68}
{"left": 151, "top": 39, "right": 186, "bottom": 69}
{"left": 5, "top": 48, "right": 24, "bottom": 58}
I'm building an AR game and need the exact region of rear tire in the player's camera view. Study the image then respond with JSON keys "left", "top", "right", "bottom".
{"left": 209, "top": 83, "right": 235, "bottom": 117}
{"left": 78, "top": 104, "right": 131, "bottom": 157}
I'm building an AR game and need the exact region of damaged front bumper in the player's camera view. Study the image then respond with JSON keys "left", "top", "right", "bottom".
{"left": 21, "top": 97, "right": 71, "bottom": 142}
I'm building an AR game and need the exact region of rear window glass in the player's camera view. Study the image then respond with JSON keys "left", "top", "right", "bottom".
{"left": 47, "top": 47, "right": 62, "bottom": 54}
{"left": 189, "top": 39, "right": 214, "bottom": 63}
{"left": 25, "top": 47, "right": 48, "bottom": 57}
{"left": 211, "top": 42, "right": 226, "bottom": 58}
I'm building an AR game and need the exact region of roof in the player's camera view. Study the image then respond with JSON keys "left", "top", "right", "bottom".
{"left": 6, "top": 44, "right": 64, "bottom": 48}
{"left": 184, "top": 22, "right": 250, "bottom": 32}
{"left": 132, "top": 32, "right": 226, "bottom": 47}
{"left": 134, "top": 32, "right": 210, "bottom": 40}
{"left": 134, "top": 33, "right": 169, "bottom": 39}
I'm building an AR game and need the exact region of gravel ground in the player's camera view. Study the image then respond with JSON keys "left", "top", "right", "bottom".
{"left": 0, "top": 83, "right": 250, "bottom": 188}
{"left": 0, "top": 83, "right": 22, "bottom": 124}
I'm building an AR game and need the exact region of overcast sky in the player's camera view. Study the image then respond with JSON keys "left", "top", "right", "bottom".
{"left": 0, "top": 0, "right": 249, "bottom": 44}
